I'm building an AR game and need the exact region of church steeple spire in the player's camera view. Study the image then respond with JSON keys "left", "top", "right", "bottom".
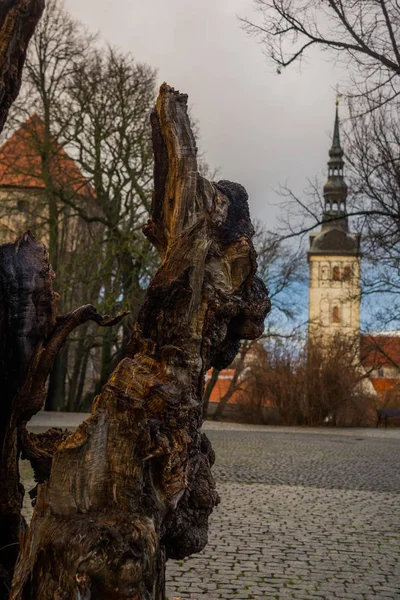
{"left": 322, "top": 101, "right": 348, "bottom": 230}
{"left": 331, "top": 102, "right": 342, "bottom": 155}
{"left": 307, "top": 98, "right": 362, "bottom": 349}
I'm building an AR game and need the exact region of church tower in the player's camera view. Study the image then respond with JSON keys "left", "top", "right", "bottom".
{"left": 308, "top": 103, "right": 361, "bottom": 344}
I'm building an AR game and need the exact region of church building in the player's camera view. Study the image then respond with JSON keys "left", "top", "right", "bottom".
{"left": 308, "top": 103, "right": 361, "bottom": 345}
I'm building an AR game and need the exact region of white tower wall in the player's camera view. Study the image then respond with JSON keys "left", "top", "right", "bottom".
{"left": 308, "top": 254, "right": 361, "bottom": 343}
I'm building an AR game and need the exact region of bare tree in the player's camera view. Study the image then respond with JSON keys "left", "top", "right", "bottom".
{"left": 58, "top": 45, "right": 157, "bottom": 385}
{"left": 2, "top": 0, "right": 158, "bottom": 410}
{"left": 246, "top": 334, "right": 376, "bottom": 426}
{"left": 1, "top": 0, "right": 99, "bottom": 410}
{"left": 345, "top": 101, "right": 400, "bottom": 328}
{"left": 241, "top": 1, "right": 400, "bottom": 111}
{"left": 241, "top": 0, "right": 400, "bottom": 332}
{"left": 5, "top": 0, "right": 95, "bottom": 267}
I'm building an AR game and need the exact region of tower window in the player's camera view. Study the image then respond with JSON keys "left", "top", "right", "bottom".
{"left": 332, "top": 265, "right": 340, "bottom": 281}
{"left": 332, "top": 306, "right": 340, "bottom": 323}
{"left": 343, "top": 266, "right": 351, "bottom": 281}
{"left": 321, "top": 265, "right": 329, "bottom": 280}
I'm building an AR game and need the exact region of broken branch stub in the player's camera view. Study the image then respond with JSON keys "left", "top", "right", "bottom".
{"left": 10, "top": 84, "right": 270, "bottom": 599}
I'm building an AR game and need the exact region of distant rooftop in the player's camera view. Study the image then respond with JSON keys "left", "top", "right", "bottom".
{"left": 361, "top": 333, "right": 400, "bottom": 368}
{"left": 0, "top": 114, "right": 94, "bottom": 197}
{"left": 363, "top": 331, "right": 400, "bottom": 338}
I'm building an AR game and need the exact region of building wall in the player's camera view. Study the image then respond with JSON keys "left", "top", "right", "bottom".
{"left": 0, "top": 187, "right": 48, "bottom": 245}
{"left": 308, "top": 254, "right": 361, "bottom": 343}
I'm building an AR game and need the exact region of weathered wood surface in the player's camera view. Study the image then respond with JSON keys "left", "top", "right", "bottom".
{"left": 0, "top": 233, "right": 55, "bottom": 598}
{"left": 0, "top": 0, "right": 45, "bottom": 133}
{"left": 0, "top": 232, "right": 128, "bottom": 596}
{"left": 0, "top": 3, "right": 45, "bottom": 591}
{"left": 10, "top": 84, "right": 270, "bottom": 599}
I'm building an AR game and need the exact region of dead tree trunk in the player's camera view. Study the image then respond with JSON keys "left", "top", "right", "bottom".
{"left": 10, "top": 84, "right": 270, "bottom": 599}
{"left": 0, "top": 234, "right": 55, "bottom": 598}
{"left": 0, "top": 0, "right": 45, "bottom": 133}
{"left": 0, "top": 233, "right": 128, "bottom": 597}
{"left": 0, "top": 2, "right": 46, "bottom": 593}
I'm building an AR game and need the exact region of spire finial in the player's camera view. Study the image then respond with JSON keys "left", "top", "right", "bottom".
{"left": 331, "top": 99, "right": 342, "bottom": 153}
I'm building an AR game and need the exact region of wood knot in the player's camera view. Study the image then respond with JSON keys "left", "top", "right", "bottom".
{"left": 75, "top": 570, "right": 91, "bottom": 599}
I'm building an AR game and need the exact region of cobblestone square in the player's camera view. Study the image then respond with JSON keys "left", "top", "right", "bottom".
{"left": 21, "top": 422, "right": 400, "bottom": 599}
{"left": 166, "top": 424, "right": 400, "bottom": 600}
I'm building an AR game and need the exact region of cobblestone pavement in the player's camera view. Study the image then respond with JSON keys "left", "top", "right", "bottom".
{"left": 166, "top": 427, "right": 400, "bottom": 600}
{"left": 20, "top": 424, "right": 400, "bottom": 599}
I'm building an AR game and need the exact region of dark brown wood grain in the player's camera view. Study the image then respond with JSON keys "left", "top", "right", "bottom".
{"left": 0, "top": 14, "right": 47, "bottom": 588}
{"left": 0, "top": 0, "right": 45, "bottom": 134}
{"left": 0, "top": 233, "right": 55, "bottom": 598}
{"left": 10, "top": 84, "right": 270, "bottom": 600}
{"left": 0, "top": 232, "right": 127, "bottom": 596}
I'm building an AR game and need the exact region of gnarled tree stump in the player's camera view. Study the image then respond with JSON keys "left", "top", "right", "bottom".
{"left": 0, "top": 232, "right": 128, "bottom": 597}
{"left": 10, "top": 84, "right": 270, "bottom": 599}
{"left": 0, "top": 2, "right": 47, "bottom": 592}
{"left": 0, "top": 234, "right": 55, "bottom": 597}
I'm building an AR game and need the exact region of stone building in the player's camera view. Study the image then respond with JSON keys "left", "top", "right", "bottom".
{"left": 0, "top": 114, "right": 102, "bottom": 411}
{"left": 0, "top": 114, "right": 95, "bottom": 248}
{"left": 308, "top": 103, "right": 361, "bottom": 345}
{"left": 361, "top": 332, "right": 400, "bottom": 404}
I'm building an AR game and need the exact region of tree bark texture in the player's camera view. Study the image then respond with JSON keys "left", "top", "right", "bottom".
{"left": 0, "top": 233, "right": 128, "bottom": 597}
{"left": 0, "top": 2, "right": 45, "bottom": 592}
{"left": 10, "top": 84, "right": 270, "bottom": 599}
{"left": 0, "top": 0, "right": 45, "bottom": 133}
{"left": 0, "top": 233, "right": 55, "bottom": 598}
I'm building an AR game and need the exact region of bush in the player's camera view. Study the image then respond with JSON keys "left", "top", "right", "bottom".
{"left": 239, "top": 335, "right": 377, "bottom": 426}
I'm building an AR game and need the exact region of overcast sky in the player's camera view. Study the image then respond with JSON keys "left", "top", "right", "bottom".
{"left": 64, "top": 0, "right": 344, "bottom": 230}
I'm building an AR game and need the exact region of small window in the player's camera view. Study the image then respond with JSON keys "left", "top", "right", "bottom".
{"left": 343, "top": 266, "right": 351, "bottom": 281}
{"left": 332, "top": 306, "right": 340, "bottom": 323}
{"left": 17, "top": 199, "right": 28, "bottom": 213}
{"left": 321, "top": 265, "right": 329, "bottom": 280}
{"left": 332, "top": 265, "right": 340, "bottom": 281}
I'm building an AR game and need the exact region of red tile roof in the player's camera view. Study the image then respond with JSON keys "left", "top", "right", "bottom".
{"left": 206, "top": 370, "right": 243, "bottom": 404}
{"left": 0, "top": 114, "right": 94, "bottom": 197}
{"left": 360, "top": 334, "right": 400, "bottom": 369}
{"left": 206, "top": 369, "right": 271, "bottom": 406}
{"left": 369, "top": 378, "right": 399, "bottom": 395}
{"left": 370, "top": 378, "right": 400, "bottom": 408}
